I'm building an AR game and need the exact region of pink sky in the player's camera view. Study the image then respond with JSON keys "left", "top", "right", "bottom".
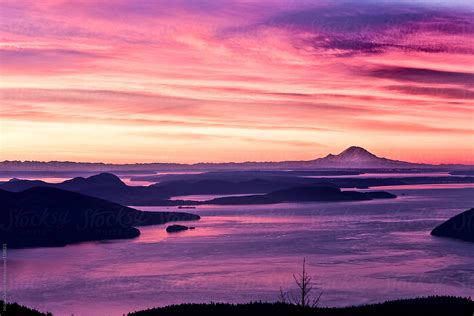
{"left": 0, "top": 0, "right": 473, "bottom": 164}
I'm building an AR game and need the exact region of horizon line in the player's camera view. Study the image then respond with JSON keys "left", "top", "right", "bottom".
{"left": 1, "top": 147, "right": 473, "bottom": 167}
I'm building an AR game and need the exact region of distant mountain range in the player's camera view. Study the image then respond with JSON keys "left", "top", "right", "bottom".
{"left": 0, "top": 146, "right": 471, "bottom": 172}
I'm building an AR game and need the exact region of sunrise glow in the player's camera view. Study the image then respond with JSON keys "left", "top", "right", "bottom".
{"left": 1, "top": 0, "right": 473, "bottom": 164}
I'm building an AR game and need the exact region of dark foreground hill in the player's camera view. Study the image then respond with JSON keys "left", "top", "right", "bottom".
{"left": 5, "top": 296, "right": 472, "bottom": 316}
{"left": 204, "top": 186, "right": 396, "bottom": 205}
{"left": 0, "top": 187, "right": 199, "bottom": 248}
{"left": 0, "top": 301, "right": 51, "bottom": 316}
{"left": 431, "top": 208, "right": 474, "bottom": 242}
{"left": 128, "top": 296, "right": 473, "bottom": 316}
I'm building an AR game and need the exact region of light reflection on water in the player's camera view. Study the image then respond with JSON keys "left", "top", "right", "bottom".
{"left": 8, "top": 186, "right": 474, "bottom": 316}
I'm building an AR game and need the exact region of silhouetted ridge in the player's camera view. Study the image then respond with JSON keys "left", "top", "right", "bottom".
{"left": 128, "top": 296, "right": 473, "bottom": 316}
{"left": 0, "top": 172, "right": 173, "bottom": 205}
{"left": 204, "top": 185, "right": 396, "bottom": 205}
{"left": 0, "top": 179, "right": 48, "bottom": 191}
{"left": 61, "top": 172, "right": 126, "bottom": 188}
{"left": 1, "top": 172, "right": 473, "bottom": 206}
{"left": 0, "top": 187, "right": 199, "bottom": 248}
{"left": 0, "top": 300, "right": 50, "bottom": 315}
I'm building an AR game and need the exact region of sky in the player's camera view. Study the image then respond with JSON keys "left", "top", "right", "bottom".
{"left": 0, "top": 0, "right": 473, "bottom": 164}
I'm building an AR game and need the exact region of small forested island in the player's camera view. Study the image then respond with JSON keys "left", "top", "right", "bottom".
{"left": 166, "top": 224, "right": 193, "bottom": 233}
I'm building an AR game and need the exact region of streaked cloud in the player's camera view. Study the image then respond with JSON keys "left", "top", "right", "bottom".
{"left": 366, "top": 66, "right": 474, "bottom": 86}
{"left": 0, "top": 0, "right": 473, "bottom": 163}
{"left": 386, "top": 85, "right": 474, "bottom": 100}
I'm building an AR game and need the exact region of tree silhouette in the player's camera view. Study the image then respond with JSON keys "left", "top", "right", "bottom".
{"left": 279, "top": 258, "right": 322, "bottom": 308}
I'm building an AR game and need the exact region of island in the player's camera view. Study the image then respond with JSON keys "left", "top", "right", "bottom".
{"left": 203, "top": 186, "right": 396, "bottom": 205}
{"left": 1, "top": 171, "right": 472, "bottom": 206}
{"left": 0, "top": 187, "right": 200, "bottom": 248}
{"left": 166, "top": 224, "right": 193, "bottom": 233}
{"left": 431, "top": 208, "right": 474, "bottom": 242}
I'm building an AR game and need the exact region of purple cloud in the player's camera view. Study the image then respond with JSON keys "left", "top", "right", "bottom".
{"left": 386, "top": 85, "right": 474, "bottom": 100}
{"left": 366, "top": 66, "right": 474, "bottom": 87}
{"left": 254, "top": 2, "right": 474, "bottom": 55}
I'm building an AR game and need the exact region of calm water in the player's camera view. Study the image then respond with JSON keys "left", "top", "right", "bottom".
{"left": 301, "top": 172, "right": 451, "bottom": 178}
{"left": 8, "top": 186, "right": 474, "bottom": 315}
{"left": 170, "top": 194, "right": 254, "bottom": 201}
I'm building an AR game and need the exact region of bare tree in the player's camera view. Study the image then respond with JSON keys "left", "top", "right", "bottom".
{"left": 279, "top": 258, "right": 322, "bottom": 308}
